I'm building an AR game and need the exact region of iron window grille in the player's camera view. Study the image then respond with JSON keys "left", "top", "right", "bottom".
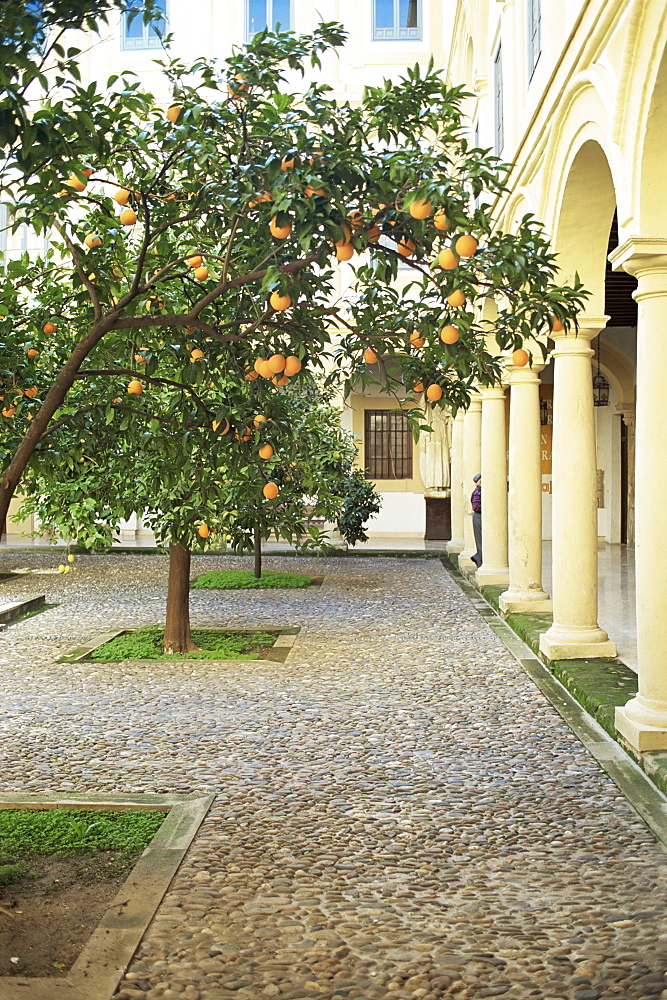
{"left": 494, "top": 43, "right": 504, "bottom": 155}
{"left": 528, "top": 0, "right": 541, "bottom": 80}
{"left": 365, "top": 409, "right": 413, "bottom": 480}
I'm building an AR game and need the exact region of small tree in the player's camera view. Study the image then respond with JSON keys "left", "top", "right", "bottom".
{"left": 1, "top": 23, "right": 587, "bottom": 534}
{"left": 18, "top": 371, "right": 375, "bottom": 652}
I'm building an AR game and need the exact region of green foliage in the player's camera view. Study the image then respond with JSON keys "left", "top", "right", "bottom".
{"left": 335, "top": 469, "right": 382, "bottom": 546}
{"left": 0, "top": 861, "right": 32, "bottom": 886}
{"left": 193, "top": 569, "right": 311, "bottom": 589}
{"left": 90, "top": 625, "right": 277, "bottom": 660}
{"left": 0, "top": 807, "right": 165, "bottom": 857}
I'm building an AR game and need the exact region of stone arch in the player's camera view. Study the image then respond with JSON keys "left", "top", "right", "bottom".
{"left": 551, "top": 138, "right": 618, "bottom": 314}
{"left": 638, "top": 40, "right": 667, "bottom": 234}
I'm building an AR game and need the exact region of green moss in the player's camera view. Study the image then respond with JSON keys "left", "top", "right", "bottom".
{"left": 192, "top": 570, "right": 312, "bottom": 590}
{"left": 90, "top": 625, "right": 277, "bottom": 661}
{"left": 0, "top": 809, "right": 165, "bottom": 859}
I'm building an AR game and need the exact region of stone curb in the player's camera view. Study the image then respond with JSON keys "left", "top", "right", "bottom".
{"left": 0, "top": 594, "right": 46, "bottom": 626}
{"left": 441, "top": 558, "right": 667, "bottom": 852}
{"left": 0, "top": 791, "right": 214, "bottom": 1000}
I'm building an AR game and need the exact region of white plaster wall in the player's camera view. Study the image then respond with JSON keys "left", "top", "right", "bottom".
{"left": 366, "top": 492, "right": 425, "bottom": 538}
{"left": 595, "top": 385, "right": 621, "bottom": 542}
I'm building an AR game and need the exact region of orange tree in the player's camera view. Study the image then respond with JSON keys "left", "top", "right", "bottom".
{"left": 16, "top": 369, "right": 378, "bottom": 652}
{"left": 0, "top": 22, "right": 587, "bottom": 538}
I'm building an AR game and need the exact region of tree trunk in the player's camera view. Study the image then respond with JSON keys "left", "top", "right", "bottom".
{"left": 253, "top": 525, "right": 262, "bottom": 579}
{"left": 163, "top": 543, "right": 200, "bottom": 654}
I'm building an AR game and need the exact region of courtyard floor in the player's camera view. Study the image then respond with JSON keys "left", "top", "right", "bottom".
{"left": 0, "top": 551, "right": 665, "bottom": 1000}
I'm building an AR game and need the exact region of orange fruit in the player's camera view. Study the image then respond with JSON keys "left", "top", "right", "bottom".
{"left": 412, "top": 381, "right": 425, "bottom": 393}
{"left": 81, "top": 167, "right": 93, "bottom": 179}
{"left": 259, "top": 443, "right": 274, "bottom": 459}
{"left": 249, "top": 190, "right": 273, "bottom": 208}
{"left": 190, "top": 348, "right": 205, "bottom": 361}
{"left": 364, "top": 347, "right": 379, "bottom": 364}
{"left": 134, "top": 353, "right": 147, "bottom": 364}
{"left": 455, "top": 234, "right": 478, "bottom": 258}
{"left": 410, "top": 330, "right": 426, "bottom": 349}
{"left": 397, "top": 237, "right": 416, "bottom": 257}
{"left": 194, "top": 266, "right": 209, "bottom": 281}
{"left": 2, "top": 406, "right": 16, "bottom": 417}
{"left": 270, "top": 216, "right": 292, "bottom": 239}
{"left": 426, "top": 383, "right": 443, "bottom": 402}
{"left": 258, "top": 361, "right": 273, "bottom": 378}
{"left": 24, "top": 387, "right": 38, "bottom": 398}
{"left": 552, "top": 316, "right": 564, "bottom": 332}
{"left": 235, "top": 426, "right": 252, "bottom": 441}
{"left": 366, "top": 224, "right": 381, "bottom": 243}
{"left": 512, "top": 348, "right": 529, "bottom": 367}
{"left": 281, "top": 155, "right": 296, "bottom": 171}
{"left": 254, "top": 358, "right": 267, "bottom": 374}
{"left": 433, "top": 210, "right": 450, "bottom": 231}
{"left": 212, "top": 418, "right": 230, "bottom": 435}
{"left": 438, "top": 248, "right": 459, "bottom": 270}
{"left": 335, "top": 224, "right": 352, "bottom": 247}
{"left": 186, "top": 255, "right": 203, "bottom": 267}
{"left": 127, "top": 380, "right": 143, "bottom": 395}
{"left": 263, "top": 482, "right": 279, "bottom": 499}
{"left": 27, "top": 348, "right": 39, "bottom": 357}
{"left": 43, "top": 321, "right": 56, "bottom": 335}
{"left": 305, "top": 184, "right": 326, "bottom": 198}
{"left": 228, "top": 74, "right": 248, "bottom": 96}
{"left": 114, "top": 188, "right": 131, "bottom": 205}
{"left": 272, "top": 374, "right": 289, "bottom": 386}
{"left": 198, "top": 523, "right": 210, "bottom": 538}
{"left": 85, "top": 232, "right": 101, "bottom": 248}
{"left": 336, "top": 244, "right": 354, "bottom": 262}
{"left": 447, "top": 289, "right": 466, "bottom": 308}
{"left": 253, "top": 414, "right": 268, "bottom": 428}
{"left": 66, "top": 175, "right": 86, "bottom": 192}
{"left": 166, "top": 105, "right": 182, "bottom": 123}
{"left": 409, "top": 199, "right": 432, "bottom": 220}
{"left": 268, "top": 354, "right": 286, "bottom": 373}
{"left": 270, "top": 291, "right": 292, "bottom": 311}
{"left": 245, "top": 370, "right": 259, "bottom": 381}
{"left": 440, "top": 325, "right": 460, "bottom": 344}
{"left": 119, "top": 208, "right": 137, "bottom": 226}
{"left": 284, "top": 355, "right": 301, "bottom": 376}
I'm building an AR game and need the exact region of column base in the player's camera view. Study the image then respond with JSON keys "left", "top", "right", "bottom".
{"left": 475, "top": 566, "right": 509, "bottom": 587}
{"left": 615, "top": 705, "right": 667, "bottom": 752}
{"left": 446, "top": 539, "right": 464, "bottom": 555}
{"left": 539, "top": 624, "right": 617, "bottom": 661}
{"left": 499, "top": 590, "right": 552, "bottom": 615}
{"left": 458, "top": 554, "right": 478, "bottom": 572}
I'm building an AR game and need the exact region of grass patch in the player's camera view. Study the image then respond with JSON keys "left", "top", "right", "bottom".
{"left": 0, "top": 808, "right": 166, "bottom": 886}
{"left": 90, "top": 625, "right": 278, "bottom": 661}
{"left": 193, "top": 569, "right": 312, "bottom": 590}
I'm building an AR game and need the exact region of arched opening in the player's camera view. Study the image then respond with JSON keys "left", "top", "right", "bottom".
{"left": 639, "top": 44, "right": 667, "bottom": 233}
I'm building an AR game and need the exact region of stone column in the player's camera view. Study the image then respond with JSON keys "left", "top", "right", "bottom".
{"left": 499, "top": 361, "right": 551, "bottom": 613}
{"left": 539, "top": 318, "right": 616, "bottom": 660}
{"left": 458, "top": 393, "right": 482, "bottom": 570}
{"left": 609, "top": 240, "right": 667, "bottom": 750}
{"left": 446, "top": 411, "right": 466, "bottom": 555}
{"left": 476, "top": 383, "right": 509, "bottom": 586}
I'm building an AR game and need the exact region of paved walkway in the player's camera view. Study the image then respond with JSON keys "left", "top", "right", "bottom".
{"left": 0, "top": 552, "right": 665, "bottom": 1000}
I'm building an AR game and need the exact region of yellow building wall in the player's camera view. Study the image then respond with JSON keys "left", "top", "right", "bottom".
{"left": 349, "top": 394, "right": 425, "bottom": 494}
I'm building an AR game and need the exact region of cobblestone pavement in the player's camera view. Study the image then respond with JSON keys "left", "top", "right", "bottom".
{"left": 0, "top": 551, "right": 666, "bottom": 1000}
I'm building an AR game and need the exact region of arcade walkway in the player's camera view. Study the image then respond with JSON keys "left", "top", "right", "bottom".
{"left": 0, "top": 550, "right": 663, "bottom": 999}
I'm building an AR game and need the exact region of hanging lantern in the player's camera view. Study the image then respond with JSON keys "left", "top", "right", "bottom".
{"left": 592, "top": 368, "right": 610, "bottom": 406}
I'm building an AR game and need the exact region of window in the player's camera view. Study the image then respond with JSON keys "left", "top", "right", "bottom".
{"left": 528, "top": 0, "right": 541, "bottom": 79}
{"left": 247, "top": 0, "right": 292, "bottom": 38}
{"left": 494, "top": 44, "right": 504, "bottom": 155}
{"left": 373, "top": 0, "right": 421, "bottom": 41}
{"left": 365, "top": 410, "right": 413, "bottom": 480}
{"left": 122, "top": 0, "right": 167, "bottom": 50}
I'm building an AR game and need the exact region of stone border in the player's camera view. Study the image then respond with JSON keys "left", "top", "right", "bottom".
{"left": 441, "top": 558, "right": 667, "bottom": 853}
{"left": 55, "top": 626, "right": 301, "bottom": 664}
{"left": 0, "top": 790, "right": 215, "bottom": 1000}
{"left": 0, "top": 594, "right": 46, "bottom": 626}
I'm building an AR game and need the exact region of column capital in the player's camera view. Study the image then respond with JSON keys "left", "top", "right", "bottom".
{"left": 609, "top": 236, "right": 667, "bottom": 276}
{"left": 503, "top": 362, "right": 544, "bottom": 383}
{"left": 466, "top": 394, "right": 482, "bottom": 413}
{"left": 550, "top": 316, "right": 608, "bottom": 355}
{"left": 479, "top": 383, "right": 506, "bottom": 401}
{"left": 616, "top": 402, "right": 635, "bottom": 427}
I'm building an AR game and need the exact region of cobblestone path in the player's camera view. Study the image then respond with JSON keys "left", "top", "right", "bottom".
{"left": 0, "top": 552, "right": 666, "bottom": 1000}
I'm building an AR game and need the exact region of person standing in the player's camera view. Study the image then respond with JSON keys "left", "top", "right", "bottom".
{"left": 471, "top": 473, "right": 482, "bottom": 567}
